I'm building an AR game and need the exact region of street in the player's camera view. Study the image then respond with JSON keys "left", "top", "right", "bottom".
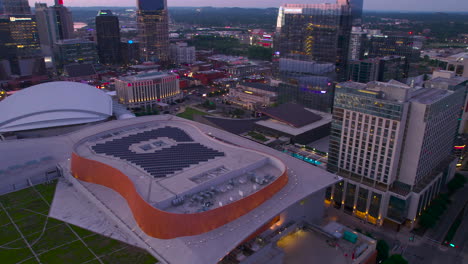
{"left": 325, "top": 172, "right": 468, "bottom": 264}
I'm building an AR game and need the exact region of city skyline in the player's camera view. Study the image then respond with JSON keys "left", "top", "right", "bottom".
{"left": 28, "top": 0, "right": 468, "bottom": 12}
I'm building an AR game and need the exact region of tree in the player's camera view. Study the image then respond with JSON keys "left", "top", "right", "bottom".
{"left": 248, "top": 46, "right": 273, "bottom": 61}
{"left": 447, "top": 174, "right": 466, "bottom": 194}
{"left": 419, "top": 212, "right": 438, "bottom": 229}
{"left": 376, "top": 240, "right": 390, "bottom": 263}
{"left": 232, "top": 108, "right": 245, "bottom": 117}
{"left": 382, "top": 254, "right": 408, "bottom": 264}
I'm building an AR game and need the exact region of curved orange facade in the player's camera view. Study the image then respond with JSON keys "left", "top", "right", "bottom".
{"left": 71, "top": 153, "right": 288, "bottom": 239}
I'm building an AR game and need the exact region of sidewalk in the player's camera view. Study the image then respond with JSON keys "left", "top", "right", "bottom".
{"left": 324, "top": 206, "right": 424, "bottom": 248}
{"left": 426, "top": 174, "right": 468, "bottom": 242}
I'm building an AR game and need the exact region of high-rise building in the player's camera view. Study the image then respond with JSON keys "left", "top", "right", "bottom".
{"left": 275, "top": 1, "right": 353, "bottom": 112}
{"left": 327, "top": 80, "right": 463, "bottom": 227}
{"left": 0, "top": 14, "right": 46, "bottom": 83}
{"left": 348, "top": 0, "right": 364, "bottom": 25}
{"left": 0, "top": 15, "right": 41, "bottom": 59}
{"left": 0, "top": 0, "right": 31, "bottom": 15}
{"left": 120, "top": 40, "right": 140, "bottom": 65}
{"left": 96, "top": 10, "right": 121, "bottom": 65}
{"left": 137, "top": 0, "right": 169, "bottom": 62}
{"left": 424, "top": 70, "right": 468, "bottom": 134}
{"left": 347, "top": 56, "right": 407, "bottom": 83}
{"left": 34, "top": 1, "right": 74, "bottom": 56}
{"left": 348, "top": 26, "right": 367, "bottom": 61}
{"left": 364, "top": 33, "right": 421, "bottom": 63}
{"left": 54, "top": 39, "right": 98, "bottom": 69}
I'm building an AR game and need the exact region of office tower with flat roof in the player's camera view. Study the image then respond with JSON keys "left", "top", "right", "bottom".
{"left": 364, "top": 33, "right": 421, "bottom": 63}
{"left": 348, "top": 0, "right": 363, "bottom": 25}
{"left": 35, "top": 1, "right": 74, "bottom": 56}
{"left": 120, "top": 40, "right": 140, "bottom": 65}
{"left": 348, "top": 26, "right": 367, "bottom": 61}
{"left": 327, "top": 80, "right": 463, "bottom": 228}
{"left": 54, "top": 39, "right": 98, "bottom": 69}
{"left": 1, "top": 0, "right": 31, "bottom": 15}
{"left": 275, "top": 1, "right": 353, "bottom": 112}
{"left": 137, "top": 0, "right": 169, "bottom": 63}
{"left": 0, "top": 15, "right": 41, "bottom": 59}
{"left": 96, "top": 10, "right": 121, "bottom": 65}
{"left": 0, "top": 14, "right": 46, "bottom": 80}
{"left": 170, "top": 42, "right": 195, "bottom": 65}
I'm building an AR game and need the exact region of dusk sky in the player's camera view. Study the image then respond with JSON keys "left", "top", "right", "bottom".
{"left": 29, "top": 0, "right": 468, "bottom": 12}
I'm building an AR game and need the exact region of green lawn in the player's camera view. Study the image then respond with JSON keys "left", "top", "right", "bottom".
{"left": 247, "top": 131, "right": 268, "bottom": 142}
{"left": 0, "top": 181, "right": 158, "bottom": 264}
{"left": 176, "top": 107, "right": 208, "bottom": 120}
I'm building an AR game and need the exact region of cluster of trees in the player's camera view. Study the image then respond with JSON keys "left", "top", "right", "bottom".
{"left": 364, "top": 12, "right": 468, "bottom": 43}
{"left": 134, "top": 106, "right": 159, "bottom": 117}
{"left": 189, "top": 36, "right": 273, "bottom": 61}
{"left": 189, "top": 36, "right": 246, "bottom": 56}
{"left": 169, "top": 7, "right": 277, "bottom": 29}
{"left": 419, "top": 193, "right": 450, "bottom": 229}
{"left": 230, "top": 108, "right": 245, "bottom": 117}
{"left": 447, "top": 173, "right": 467, "bottom": 194}
{"left": 418, "top": 174, "right": 466, "bottom": 229}
{"left": 207, "top": 89, "right": 229, "bottom": 97}
{"left": 201, "top": 100, "right": 216, "bottom": 110}
{"left": 248, "top": 46, "right": 273, "bottom": 61}
{"left": 377, "top": 240, "right": 408, "bottom": 264}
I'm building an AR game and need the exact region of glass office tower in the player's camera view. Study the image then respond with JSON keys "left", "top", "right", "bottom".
{"left": 275, "top": 2, "right": 352, "bottom": 112}
{"left": 137, "top": 0, "right": 169, "bottom": 62}
{"left": 1, "top": 0, "right": 31, "bottom": 15}
{"left": 96, "top": 10, "right": 122, "bottom": 65}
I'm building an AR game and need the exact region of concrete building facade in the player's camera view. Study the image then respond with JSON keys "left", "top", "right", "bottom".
{"left": 169, "top": 42, "right": 195, "bottom": 65}
{"left": 327, "top": 80, "right": 463, "bottom": 228}
{"left": 34, "top": 1, "right": 74, "bottom": 56}
{"left": 54, "top": 39, "right": 98, "bottom": 69}
{"left": 442, "top": 52, "right": 468, "bottom": 78}
{"left": 115, "top": 71, "right": 181, "bottom": 109}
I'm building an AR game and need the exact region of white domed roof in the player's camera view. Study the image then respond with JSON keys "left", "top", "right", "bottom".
{"left": 0, "top": 81, "right": 112, "bottom": 132}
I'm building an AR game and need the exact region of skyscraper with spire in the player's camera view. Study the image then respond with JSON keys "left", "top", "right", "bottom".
{"left": 35, "top": 0, "right": 74, "bottom": 55}
{"left": 136, "top": 0, "right": 169, "bottom": 62}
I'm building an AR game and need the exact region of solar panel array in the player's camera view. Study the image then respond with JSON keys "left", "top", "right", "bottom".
{"left": 92, "top": 127, "right": 225, "bottom": 178}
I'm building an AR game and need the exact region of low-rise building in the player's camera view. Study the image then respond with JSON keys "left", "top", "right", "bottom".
{"left": 192, "top": 70, "right": 225, "bottom": 85}
{"left": 229, "top": 82, "right": 277, "bottom": 110}
{"left": 227, "top": 64, "right": 272, "bottom": 78}
{"left": 442, "top": 52, "right": 468, "bottom": 78}
{"left": 62, "top": 64, "right": 98, "bottom": 82}
{"left": 255, "top": 103, "right": 332, "bottom": 145}
{"left": 115, "top": 71, "right": 181, "bottom": 109}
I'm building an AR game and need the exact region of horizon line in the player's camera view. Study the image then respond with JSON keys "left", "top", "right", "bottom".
{"left": 58, "top": 6, "right": 468, "bottom": 13}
